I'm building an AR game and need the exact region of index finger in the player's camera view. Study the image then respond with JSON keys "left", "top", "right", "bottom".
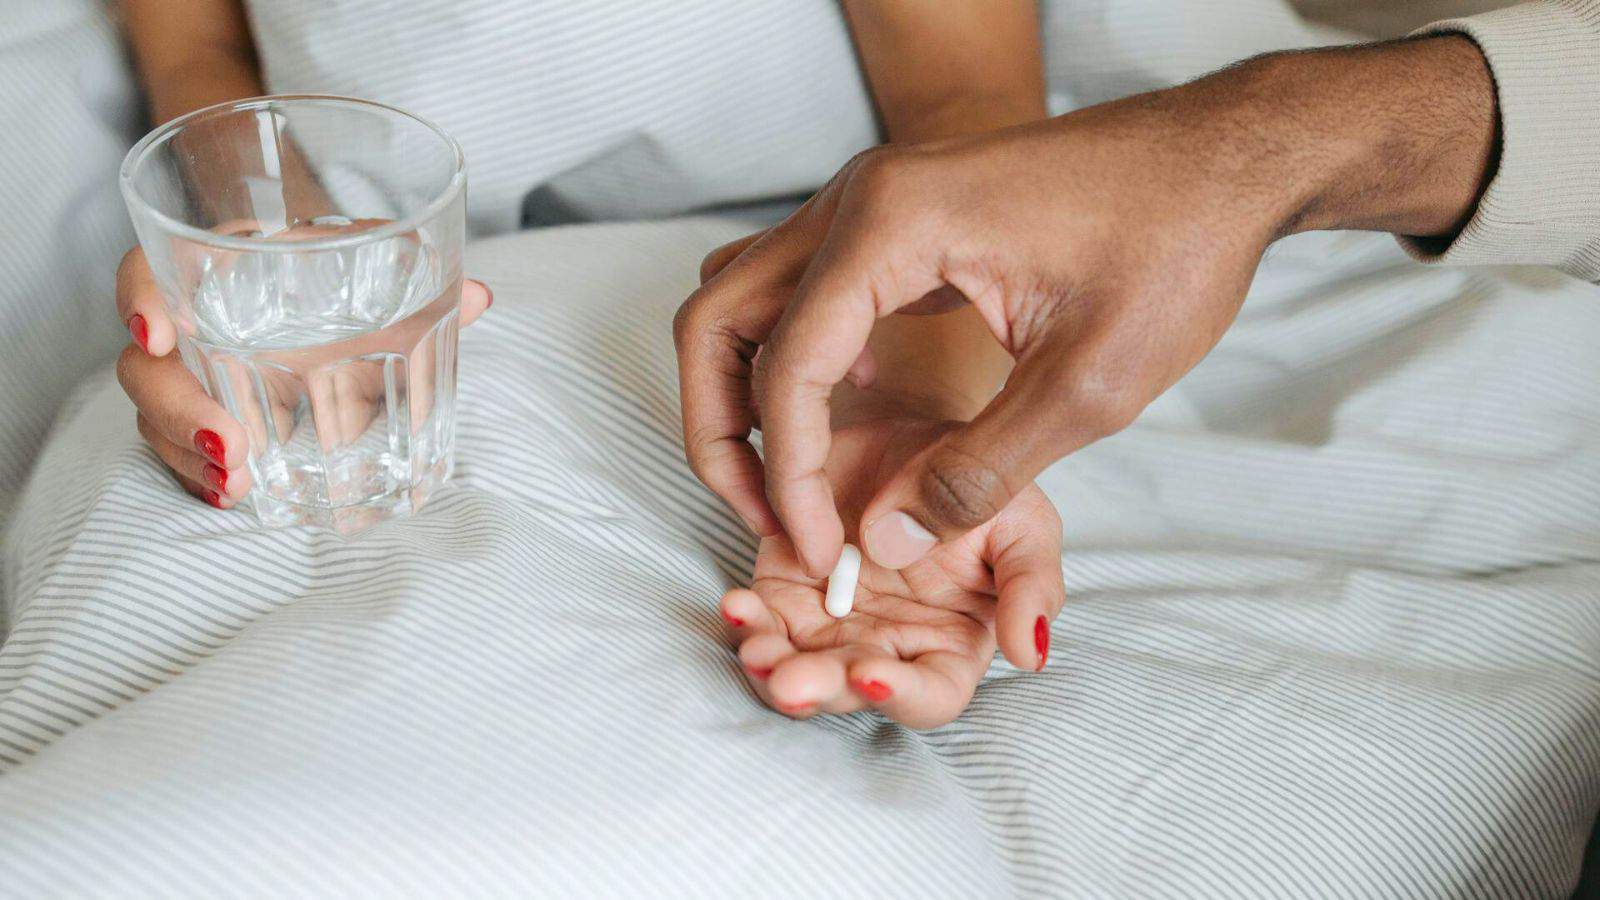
{"left": 674, "top": 187, "right": 847, "bottom": 536}
{"left": 757, "top": 215, "right": 943, "bottom": 577}
{"left": 674, "top": 237, "right": 793, "bottom": 536}
{"left": 115, "top": 247, "right": 179, "bottom": 357}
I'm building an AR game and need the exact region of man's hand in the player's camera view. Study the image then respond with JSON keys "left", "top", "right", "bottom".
{"left": 675, "top": 36, "right": 1497, "bottom": 578}
{"left": 719, "top": 417, "right": 1063, "bottom": 729}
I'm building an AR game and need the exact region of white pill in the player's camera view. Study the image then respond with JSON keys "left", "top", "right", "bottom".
{"left": 824, "top": 543, "right": 863, "bottom": 619}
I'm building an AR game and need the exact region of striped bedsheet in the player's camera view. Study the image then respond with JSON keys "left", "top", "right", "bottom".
{"left": 1, "top": 217, "right": 1596, "bottom": 897}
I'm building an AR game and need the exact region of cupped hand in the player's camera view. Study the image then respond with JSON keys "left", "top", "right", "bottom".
{"left": 719, "top": 416, "right": 1063, "bottom": 729}
{"left": 114, "top": 220, "right": 492, "bottom": 508}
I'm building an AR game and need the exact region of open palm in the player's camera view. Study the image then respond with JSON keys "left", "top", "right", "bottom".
{"left": 719, "top": 418, "right": 1065, "bottom": 729}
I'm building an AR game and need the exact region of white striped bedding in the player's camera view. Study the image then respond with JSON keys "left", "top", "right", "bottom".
{"left": 1, "top": 217, "right": 1597, "bottom": 897}
{"left": 2, "top": 0, "right": 1597, "bottom": 895}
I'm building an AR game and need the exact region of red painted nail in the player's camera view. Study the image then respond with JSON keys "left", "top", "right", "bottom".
{"left": 193, "top": 429, "right": 226, "bottom": 467}
{"left": 202, "top": 463, "right": 227, "bottom": 493}
{"left": 850, "top": 679, "right": 892, "bottom": 702}
{"left": 720, "top": 608, "right": 745, "bottom": 628}
{"left": 201, "top": 489, "right": 223, "bottom": 508}
{"left": 775, "top": 700, "right": 814, "bottom": 715}
{"left": 745, "top": 665, "right": 773, "bottom": 680}
{"left": 1035, "top": 615, "right": 1050, "bottom": 671}
{"left": 127, "top": 314, "right": 149, "bottom": 352}
{"left": 483, "top": 284, "right": 494, "bottom": 309}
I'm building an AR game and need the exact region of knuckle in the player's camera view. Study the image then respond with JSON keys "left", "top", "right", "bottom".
{"left": 672, "top": 293, "right": 727, "bottom": 348}
{"left": 670, "top": 300, "right": 695, "bottom": 348}
{"left": 699, "top": 242, "right": 742, "bottom": 284}
{"left": 1061, "top": 374, "right": 1142, "bottom": 439}
{"left": 672, "top": 297, "right": 719, "bottom": 351}
{"left": 919, "top": 448, "right": 1010, "bottom": 531}
{"left": 697, "top": 250, "right": 722, "bottom": 284}
{"left": 846, "top": 147, "right": 911, "bottom": 203}
{"left": 682, "top": 424, "right": 723, "bottom": 477}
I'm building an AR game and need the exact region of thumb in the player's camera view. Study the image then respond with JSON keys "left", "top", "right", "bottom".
{"left": 859, "top": 430, "right": 1028, "bottom": 570}
{"left": 859, "top": 352, "right": 1130, "bottom": 569}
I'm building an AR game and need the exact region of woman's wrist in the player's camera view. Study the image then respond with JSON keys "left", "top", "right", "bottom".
{"left": 142, "top": 55, "right": 263, "bottom": 124}
{"left": 884, "top": 94, "right": 1049, "bottom": 144}
{"left": 830, "top": 381, "right": 988, "bottom": 429}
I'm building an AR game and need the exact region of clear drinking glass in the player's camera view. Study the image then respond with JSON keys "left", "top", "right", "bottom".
{"left": 120, "top": 96, "right": 467, "bottom": 533}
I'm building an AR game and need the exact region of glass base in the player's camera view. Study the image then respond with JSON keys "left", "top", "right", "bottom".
{"left": 249, "top": 453, "right": 453, "bottom": 535}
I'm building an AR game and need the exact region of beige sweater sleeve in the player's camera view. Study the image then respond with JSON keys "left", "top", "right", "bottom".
{"left": 1398, "top": 0, "right": 1600, "bottom": 282}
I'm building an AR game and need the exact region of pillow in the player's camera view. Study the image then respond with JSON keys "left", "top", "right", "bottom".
{"left": 0, "top": 1, "right": 140, "bottom": 519}
{"left": 242, "top": 0, "right": 1330, "bottom": 236}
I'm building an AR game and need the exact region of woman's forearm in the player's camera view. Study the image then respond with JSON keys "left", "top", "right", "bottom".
{"left": 121, "top": 0, "right": 263, "bottom": 123}
{"left": 119, "top": 0, "right": 344, "bottom": 225}
{"left": 840, "top": 0, "right": 1046, "bottom": 143}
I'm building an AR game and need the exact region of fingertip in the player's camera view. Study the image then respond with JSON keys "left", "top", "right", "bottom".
{"left": 843, "top": 345, "right": 877, "bottom": 390}
{"left": 1036, "top": 614, "right": 1052, "bottom": 672}
{"left": 768, "top": 651, "right": 844, "bottom": 712}
{"left": 848, "top": 676, "right": 893, "bottom": 704}
{"left": 126, "top": 314, "right": 150, "bottom": 354}
{"left": 460, "top": 278, "right": 492, "bottom": 326}
{"left": 993, "top": 570, "right": 1062, "bottom": 671}
{"left": 130, "top": 312, "right": 178, "bottom": 357}
{"left": 784, "top": 502, "right": 846, "bottom": 579}
{"left": 194, "top": 485, "right": 239, "bottom": 510}
{"left": 719, "top": 588, "right": 765, "bottom": 632}
{"left": 739, "top": 632, "right": 794, "bottom": 669}
{"left": 192, "top": 422, "right": 250, "bottom": 471}
{"left": 861, "top": 510, "right": 937, "bottom": 570}
{"left": 798, "top": 535, "right": 844, "bottom": 581}
{"left": 996, "top": 618, "right": 1039, "bottom": 672}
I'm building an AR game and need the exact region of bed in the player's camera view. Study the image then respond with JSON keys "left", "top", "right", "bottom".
{"left": 1, "top": 2, "right": 1597, "bottom": 897}
{"left": 1, "top": 215, "right": 1597, "bottom": 897}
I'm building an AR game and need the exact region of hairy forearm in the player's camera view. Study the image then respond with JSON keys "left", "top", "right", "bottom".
{"left": 1271, "top": 35, "right": 1497, "bottom": 241}
{"left": 1125, "top": 35, "right": 1499, "bottom": 244}
{"left": 837, "top": 34, "right": 1498, "bottom": 427}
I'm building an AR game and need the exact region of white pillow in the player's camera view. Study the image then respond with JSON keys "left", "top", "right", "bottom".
{"left": 243, "top": 0, "right": 1328, "bottom": 237}
{"left": 0, "top": 1, "right": 140, "bottom": 518}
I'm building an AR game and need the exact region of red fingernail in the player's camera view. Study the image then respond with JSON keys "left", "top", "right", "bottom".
{"left": 202, "top": 463, "right": 227, "bottom": 493}
{"left": 745, "top": 665, "right": 772, "bottom": 680}
{"left": 193, "top": 430, "right": 225, "bottom": 467}
{"left": 776, "top": 701, "right": 814, "bottom": 715}
{"left": 483, "top": 285, "right": 494, "bottom": 309}
{"left": 1035, "top": 615, "right": 1050, "bottom": 671}
{"left": 720, "top": 608, "right": 745, "bottom": 628}
{"left": 127, "top": 314, "right": 149, "bottom": 352}
{"left": 850, "top": 679, "right": 892, "bottom": 702}
{"left": 201, "top": 489, "right": 223, "bottom": 508}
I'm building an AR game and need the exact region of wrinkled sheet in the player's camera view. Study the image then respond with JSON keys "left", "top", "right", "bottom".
{"left": 2, "top": 218, "right": 1597, "bottom": 898}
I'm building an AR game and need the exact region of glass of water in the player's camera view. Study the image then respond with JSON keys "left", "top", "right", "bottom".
{"left": 120, "top": 96, "right": 467, "bottom": 533}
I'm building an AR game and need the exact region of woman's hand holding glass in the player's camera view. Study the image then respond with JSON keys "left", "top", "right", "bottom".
{"left": 113, "top": 221, "right": 493, "bottom": 509}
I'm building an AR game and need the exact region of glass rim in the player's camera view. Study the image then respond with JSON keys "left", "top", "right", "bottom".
{"left": 119, "top": 94, "right": 465, "bottom": 254}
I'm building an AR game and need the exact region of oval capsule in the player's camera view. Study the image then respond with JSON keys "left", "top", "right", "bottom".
{"left": 824, "top": 543, "right": 863, "bottom": 618}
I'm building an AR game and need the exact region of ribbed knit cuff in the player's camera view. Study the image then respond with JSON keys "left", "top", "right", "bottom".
{"left": 1398, "top": 1, "right": 1600, "bottom": 281}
